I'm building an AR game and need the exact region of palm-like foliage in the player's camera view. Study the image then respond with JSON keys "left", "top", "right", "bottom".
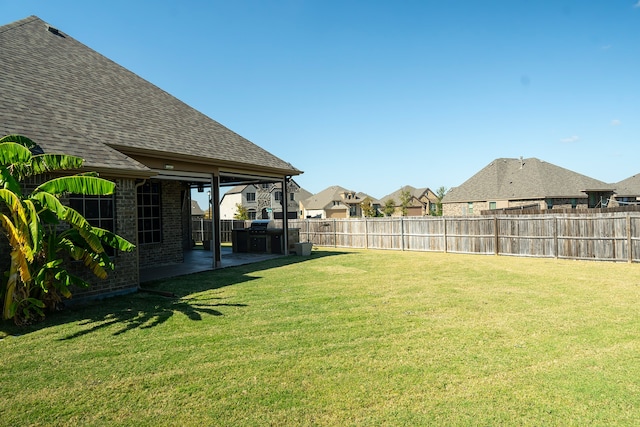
{"left": 0, "top": 134, "right": 134, "bottom": 324}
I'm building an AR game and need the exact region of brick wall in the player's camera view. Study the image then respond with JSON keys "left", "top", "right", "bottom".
{"left": 72, "top": 177, "right": 139, "bottom": 300}
{"left": 137, "top": 179, "right": 185, "bottom": 268}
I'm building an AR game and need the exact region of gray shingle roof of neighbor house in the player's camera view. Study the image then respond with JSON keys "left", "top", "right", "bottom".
{"left": 356, "top": 192, "right": 380, "bottom": 204}
{"left": 191, "top": 200, "right": 205, "bottom": 216}
{"left": 302, "top": 185, "right": 362, "bottom": 210}
{"left": 379, "top": 185, "right": 432, "bottom": 204}
{"left": 443, "top": 157, "right": 614, "bottom": 203}
{"left": 0, "top": 16, "right": 301, "bottom": 178}
{"left": 614, "top": 174, "right": 640, "bottom": 197}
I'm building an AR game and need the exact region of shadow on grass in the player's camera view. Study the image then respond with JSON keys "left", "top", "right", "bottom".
{"left": 0, "top": 250, "right": 348, "bottom": 339}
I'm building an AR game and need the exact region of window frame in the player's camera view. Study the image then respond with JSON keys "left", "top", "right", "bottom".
{"left": 137, "top": 181, "right": 162, "bottom": 245}
{"left": 68, "top": 193, "right": 116, "bottom": 254}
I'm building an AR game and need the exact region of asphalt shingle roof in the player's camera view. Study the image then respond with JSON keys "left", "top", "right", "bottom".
{"left": 379, "top": 185, "right": 431, "bottom": 204}
{"left": 614, "top": 174, "right": 640, "bottom": 197}
{"left": 0, "top": 16, "right": 301, "bottom": 177}
{"left": 302, "top": 185, "right": 362, "bottom": 210}
{"left": 443, "top": 157, "right": 613, "bottom": 203}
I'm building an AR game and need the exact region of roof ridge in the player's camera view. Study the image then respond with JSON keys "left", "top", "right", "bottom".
{"left": 0, "top": 15, "right": 40, "bottom": 35}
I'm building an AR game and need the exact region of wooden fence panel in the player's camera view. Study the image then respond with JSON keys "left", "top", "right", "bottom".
{"left": 219, "top": 214, "right": 640, "bottom": 263}
{"left": 366, "top": 218, "right": 403, "bottom": 250}
{"left": 632, "top": 217, "right": 640, "bottom": 263}
{"left": 445, "top": 217, "right": 495, "bottom": 254}
{"left": 556, "top": 216, "right": 628, "bottom": 262}
{"left": 497, "top": 216, "right": 556, "bottom": 258}
{"left": 403, "top": 217, "right": 445, "bottom": 252}
{"left": 334, "top": 219, "right": 367, "bottom": 248}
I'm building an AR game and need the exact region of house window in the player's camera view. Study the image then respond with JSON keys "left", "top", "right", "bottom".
{"left": 261, "top": 183, "right": 269, "bottom": 190}
{"left": 248, "top": 210, "right": 257, "bottom": 220}
{"left": 546, "top": 199, "right": 554, "bottom": 209}
{"left": 69, "top": 194, "right": 115, "bottom": 232}
{"left": 467, "top": 202, "right": 474, "bottom": 214}
{"left": 246, "top": 192, "right": 256, "bottom": 202}
{"left": 290, "top": 193, "right": 295, "bottom": 201}
{"left": 489, "top": 201, "right": 496, "bottom": 210}
{"left": 571, "top": 198, "right": 577, "bottom": 208}
{"left": 275, "top": 191, "right": 282, "bottom": 201}
{"left": 69, "top": 193, "right": 116, "bottom": 254}
{"left": 137, "top": 182, "right": 162, "bottom": 244}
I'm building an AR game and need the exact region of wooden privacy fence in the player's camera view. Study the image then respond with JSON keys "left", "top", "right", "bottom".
{"left": 277, "top": 214, "right": 640, "bottom": 263}
{"left": 192, "top": 219, "right": 245, "bottom": 244}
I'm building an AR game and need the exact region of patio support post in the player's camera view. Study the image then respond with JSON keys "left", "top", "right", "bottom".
{"left": 282, "top": 176, "right": 290, "bottom": 255}
{"left": 212, "top": 174, "right": 222, "bottom": 268}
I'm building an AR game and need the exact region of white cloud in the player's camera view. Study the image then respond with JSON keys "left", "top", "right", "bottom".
{"left": 560, "top": 135, "right": 580, "bottom": 143}
{"left": 635, "top": 1, "right": 640, "bottom": 8}
{"left": 611, "top": 119, "right": 622, "bottom": 126}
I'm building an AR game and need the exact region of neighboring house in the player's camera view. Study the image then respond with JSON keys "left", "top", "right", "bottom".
{"left": 356, "top": 192, "right": 382, "bottom": 217}
{"left": 219, "top": 180, "right": 311, "bottom": 220}
{"left": 219, "top": 186, "right": 245, "bottom": 219}
{"left": 610, "top": 174, "right": 640, "bottom": 207}
{"left": 379, "top": 185, "right": 438, "bottom": 216}
{"left": 191, "top": 200, "right": 205, "bottom": 218}
{"left": 300, "top": 186, "right": 365, "bottom": 219}
{"left": 0, "top": 16, "right": 301, "bottom": 299}
{"left": 442, "top": 157, "right": 613, "bottom": 216}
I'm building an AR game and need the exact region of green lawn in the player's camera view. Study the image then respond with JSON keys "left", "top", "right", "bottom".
{"left": 2, "top": 248, "right": 640, "bottom": 426}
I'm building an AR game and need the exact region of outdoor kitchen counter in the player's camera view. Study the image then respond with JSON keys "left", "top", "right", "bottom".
{"left": 231, "top": 227, "right": 300, "bottom": 254}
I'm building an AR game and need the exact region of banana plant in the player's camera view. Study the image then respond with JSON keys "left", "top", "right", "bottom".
{"left": 0, "top": 134, "right": 134, "bottom": 324}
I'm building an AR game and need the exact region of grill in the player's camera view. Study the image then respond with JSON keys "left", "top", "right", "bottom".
{"left": 247, "top": 220, "right": 275, "bottom": 235}
{"left": 233, "top": 220, "right": 281, "bottom": 254}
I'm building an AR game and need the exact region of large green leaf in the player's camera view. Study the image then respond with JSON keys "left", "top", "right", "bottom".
{"left": 29, "top": 192, "right": 67, "bottom": 219}
{"left": 0, "top": 167, "right": 22, "bottom": 194}
{"left": 29, "top": 154, "right": 84, "bottom": 175}
{"left": 0, "top": 134, "right": 39, "bottom": 151}
{"left": 0, "top": 189, "right": 29, "bottom": 232}
{"left": 22, "top": 199, "right": 42, "bottom": 254}
{"left": 0, "top": 142, "right": 32, "bottom": 167}
{"left": 33, "top": 175, "right": 115, "bottom": 196}
{"left": 52, "top": 236, "right": 87, "bottom": 261}
{"left": 93, "top": 227, "right": 136, "bottom": 252}
{"left": 63, "top": 207, "right": 104, "bottom": 253}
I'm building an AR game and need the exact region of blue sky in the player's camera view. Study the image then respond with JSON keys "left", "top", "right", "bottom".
{"left": 3, "top": 1, "right": 640, "bottom": 208}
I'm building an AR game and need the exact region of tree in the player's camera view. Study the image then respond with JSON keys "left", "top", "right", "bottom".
{"left": 0, "top": 134, "right": 134, "bottom": 325}
{"left": 383, "top": 198, "right": 396, "bottom": 217}
{"left": 435, "top": 186, "right": 448, "bottom": 216}
{"left": 399, "top": 190, "right": 412, "bottom": 217}
{"left": 233, "top": 203, "right": 249, "bottom": 220}
{"left": 360, "top": 197, "right": 379, "bottom": 217}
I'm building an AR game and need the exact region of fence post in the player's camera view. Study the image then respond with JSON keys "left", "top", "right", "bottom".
{"left": 365, "top": 218, "right": 369, "bottom": 249}
{"left": 494, "top": 216, "right": 499, "bottom": 256}
{"left": 333, "top": 219, "right": 337, "bottom": 247}
{"left": 401, "top": 217, "right": 405, "bottom": 251}
{"left": 443, "top": 217, "right": 448, "bottom": 253}
{"left": 553, "top": 216, "right": 559, "bottom": 259}
{"left": 628, "top": 215, "right": 633, "bottom": 263}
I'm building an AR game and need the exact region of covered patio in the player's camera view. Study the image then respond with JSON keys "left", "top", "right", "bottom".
{"left": 139, "top": 247, "right": 283, "bottom": 283}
